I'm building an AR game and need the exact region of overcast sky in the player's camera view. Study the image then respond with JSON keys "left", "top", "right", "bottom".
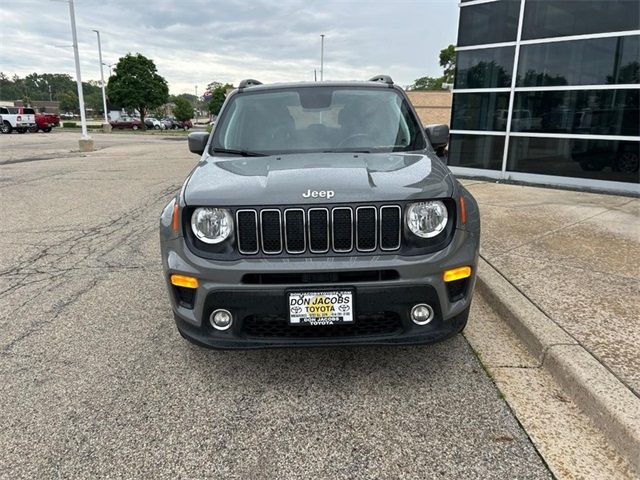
{"left": 0, "top": 0, "right": 459, "bottom": 95}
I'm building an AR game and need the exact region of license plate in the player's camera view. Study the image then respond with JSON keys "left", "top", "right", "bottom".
{"left": 288, "top": 290, "right": 353, "bottom": 326}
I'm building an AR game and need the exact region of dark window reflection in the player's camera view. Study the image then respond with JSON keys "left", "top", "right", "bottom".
{"left": 522, "top": 0, "right": 640, "bottom": 40}
{"left": 511, "top": 89, "right": 640, "bottom": 136}
{"left": 508, "top": 137, "right": 640, "bottom": 183}
{"left": 517, "top": 36, "right": 640, "bottom": 87}
{"left": 449, "top": 134, "right": 505, "bottom": 170}
{"left": 452, "top": 92, "right": 511, "bottom": 131}
{"left": 455, "top": 47, "right": 515, "bottom": 89}
{"left": 458, "top": 1, "right": 521, "bottom": 47}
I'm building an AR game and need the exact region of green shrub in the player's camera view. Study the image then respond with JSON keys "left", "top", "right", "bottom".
{"left": 206, "top": 123, "right": 213, "bottom": 133}
{"left": 62, "top": 121, "right": 77, "bottom": 128}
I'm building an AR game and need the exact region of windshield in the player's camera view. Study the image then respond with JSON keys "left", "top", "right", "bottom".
{"left": 211, "top": 86, "right": 427, "bottom": 155}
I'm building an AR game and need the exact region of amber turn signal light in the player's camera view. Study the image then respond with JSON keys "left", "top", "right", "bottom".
{"left": 172, "top": 202, "right": 180, "bottom": 232}
{"left": 443, "top": 266, "right": 472, "bottom": 283}
{"left": 170, "top": 274, "right": 199, "bottom": 289}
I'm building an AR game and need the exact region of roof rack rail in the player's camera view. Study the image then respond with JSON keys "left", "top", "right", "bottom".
{"left": 368, "top": 75, "right": 394, "bottom": 85}
{"left": 238, "top": 79, "right": 263, "bottom": 89}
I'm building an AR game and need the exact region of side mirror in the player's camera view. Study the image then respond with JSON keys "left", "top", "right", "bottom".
{"left": 188, "top": 131, "right": 209, "bottom": 155}
{"left": 425, "top": 124, "right": 450, "bottom": 149}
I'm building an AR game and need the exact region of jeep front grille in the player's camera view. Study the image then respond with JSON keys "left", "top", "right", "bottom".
{"left": 236, "top": 205, "right": 402, "bottom": 255}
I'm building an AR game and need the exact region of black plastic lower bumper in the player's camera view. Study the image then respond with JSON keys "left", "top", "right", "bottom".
{"left": 174, "top": 284, "right": 470, "bottom": 349}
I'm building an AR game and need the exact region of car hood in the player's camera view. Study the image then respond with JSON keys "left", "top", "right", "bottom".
{"left": 183, "top": 151, "right": 454, "bottom": 206}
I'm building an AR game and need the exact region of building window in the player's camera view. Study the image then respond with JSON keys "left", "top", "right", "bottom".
{"left": 511, "top": 89, "right": 640, "bottom": 136}
{"left": 452, "top": 92, "right": 511, "bottom": 131}
{"left": 458, "top": 0, "right": 521, "bottom": 47}
{"left": 517, "top": 36, "right": 640, "bottom": 87}
{"left": 455, "top": 47, "right": 515, "bottom": 89}
{"left": 448, "top": 134, "right": 505, "bottom": 170}
{"left": 507, "top": 137, "right": 639, "bottom": 183}
{"left": 522, "top": 0, "right": 640, "bottom": 40}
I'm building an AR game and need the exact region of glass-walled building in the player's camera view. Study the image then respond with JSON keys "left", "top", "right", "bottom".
{"left": 448, "top": 0, "right": 639, "bottom": 193}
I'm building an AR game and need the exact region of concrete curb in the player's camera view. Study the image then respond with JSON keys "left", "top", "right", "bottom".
{"left": 476, "top": 257, "right": 640, "bottom": 473}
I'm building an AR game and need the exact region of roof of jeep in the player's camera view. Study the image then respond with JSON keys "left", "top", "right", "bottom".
{"left": 235, "top": 81, "right": 396, "bottom": 92}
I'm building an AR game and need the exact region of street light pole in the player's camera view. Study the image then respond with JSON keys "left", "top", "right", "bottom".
{"left": 320, "top": 34, "right": 325, "bottom": 81}
{"left": 92, "top": 29, "right": 110, "bottom": 129}
{"left": 67, "top": 0, "right": 92, "bottom": 150}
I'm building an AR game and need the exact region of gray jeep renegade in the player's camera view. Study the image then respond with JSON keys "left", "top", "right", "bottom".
{"left": 160, "top": 76, "right": 480, "bottom": 349}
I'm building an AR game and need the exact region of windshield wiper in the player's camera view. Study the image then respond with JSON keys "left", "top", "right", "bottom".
{"left": 211, "top": 147, "right": 266, "bottom": 157}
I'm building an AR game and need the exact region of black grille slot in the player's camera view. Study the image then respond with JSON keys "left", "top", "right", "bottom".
{"left": 173, "top": 286, "right": 195, "bottom": 309}
{"left": 236, "top": 210, "right": 258, "bottom": 254}
{"left": 332, "top": 208, "right": 353, "bottom": 252}
{"left": 356, "top": 207, "right": 377, "bottom": 251}
{"left": 284, "top": 209, "right": 305, "bottom": 253}
{"left": 380, "top": 206, "right": 401, "bottom": 250}
{"left": 242, "top": 270, "right": 399, "bottom": 284}
{"left": 308, "top": 209, "right": 329, "bottom": 253}
{"left": 260, "top": 210, "right": 282, "bottom": 254}
{"left": 242, "top": 312, "right": 402, "bottom": 338}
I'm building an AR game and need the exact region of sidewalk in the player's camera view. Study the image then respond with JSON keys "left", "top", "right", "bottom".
{"left": 461, "top": 180, "right": 639, "bottom": 397}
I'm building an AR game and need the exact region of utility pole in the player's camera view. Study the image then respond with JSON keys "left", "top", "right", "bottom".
{"left": 48, "top": 84, "right": 52, "bottom": 101}
{"left": 67, "top": 0, "right": 92, "bottom": 150}
{"left": 93, "top": 29, "right": 110, "bottom": 131}
{"left": 320, "top": 34, "right": 325, "bottom": 81}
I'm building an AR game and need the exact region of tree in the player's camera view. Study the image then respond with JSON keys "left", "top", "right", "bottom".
{"left": 207, "top": 83, "right": 233, "bottom": 117}
{"left": 85, "top": 91, "right": 104, "bottom": 115}
{"left": 0, "top": 72, "right": 22, "bottom": 100}
{"left": 439, "top": 44, "right": 456, "bottom": 84}
{"left": 59, "top": 90, "right": 79, "bottom": 113}
{"left": 411, "top": 76, "right": 445, "bottom": 90}
{"left": 173, "top": 96, "right": 193, "bottom": 122}
{"left": 175, "top": 93, "right": 197, "bottom": 103}
{"left": 106, "top": 53, "right": 168, "bottom": 128}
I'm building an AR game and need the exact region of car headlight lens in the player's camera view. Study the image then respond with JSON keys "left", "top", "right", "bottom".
{"left": 191, "top": 207, "right": 233, "bottom": 244}
{"left": 406, "top": 201, "right": 448, "bottom": 238}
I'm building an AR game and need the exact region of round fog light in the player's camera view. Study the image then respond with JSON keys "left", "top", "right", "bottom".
{"left": 411, "top": 304, "right": 434, "bottom": 325}
{"left": 210, "top": 309, "right": 233, "bottom": 331}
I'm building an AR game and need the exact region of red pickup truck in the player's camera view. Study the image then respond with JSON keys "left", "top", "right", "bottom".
{"left": 30, "top": 113, "right": 60, "bottom": 133}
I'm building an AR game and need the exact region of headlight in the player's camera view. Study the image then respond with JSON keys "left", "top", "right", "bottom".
{"left": 191, "top": 207, "right": 233, "bottom": 244}
{"left": 406, "top": 201, "right": 448, "bottom": 238}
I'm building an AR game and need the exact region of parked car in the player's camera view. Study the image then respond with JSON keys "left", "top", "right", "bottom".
{"left": 573, "top": 140, "right": 639, "bottom": 173}
{"left": 29, "top": 113, "right": 59, "bottom": 133}
{"left": 110, "top": 116, "right": 143, "bottom": 130}
{"left": 145, "top": 117, "right": 164, "bottom": 130}
{"left": 161, "top": 118, "right": 176, "bottom": 130}
{"left": 175, "top": 119, "right": 193, "bottom": 130}
{"left": 160, "top": 76, "right": 480, "bottom": 349}
{"left": 0, "top": 106, "right": 36, "bottom": 133}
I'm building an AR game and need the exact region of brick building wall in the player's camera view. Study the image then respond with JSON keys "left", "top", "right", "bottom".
{"left": 405, "top": 90, "right": 452, "bottom": 126}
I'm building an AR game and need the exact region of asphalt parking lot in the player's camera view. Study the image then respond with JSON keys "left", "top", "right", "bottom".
{"left": 0, "top": 131, "right": 552, "bottom": 479}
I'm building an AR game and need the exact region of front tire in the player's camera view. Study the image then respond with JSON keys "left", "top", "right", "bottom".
{"left": 616, "top": 151, "right": 639, "bottom": 173}
{"left": 154, "top": 125, "right": 160, "bottom": 130}
{"left": 29, "top": 125, "right": 39, "bottom": 133}
{"left": 43, "top": 127, "right": 52, "bottom": 133}
{"left": 132, "top": 124, "right": 139, "bottom": 131}
{"left": 17, "top": 127, "right": 27, "bottom": 134}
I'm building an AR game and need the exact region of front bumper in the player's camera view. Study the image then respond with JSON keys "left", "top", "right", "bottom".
{"left": 162, "top": 227, "right": 479, "bottom": 349}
